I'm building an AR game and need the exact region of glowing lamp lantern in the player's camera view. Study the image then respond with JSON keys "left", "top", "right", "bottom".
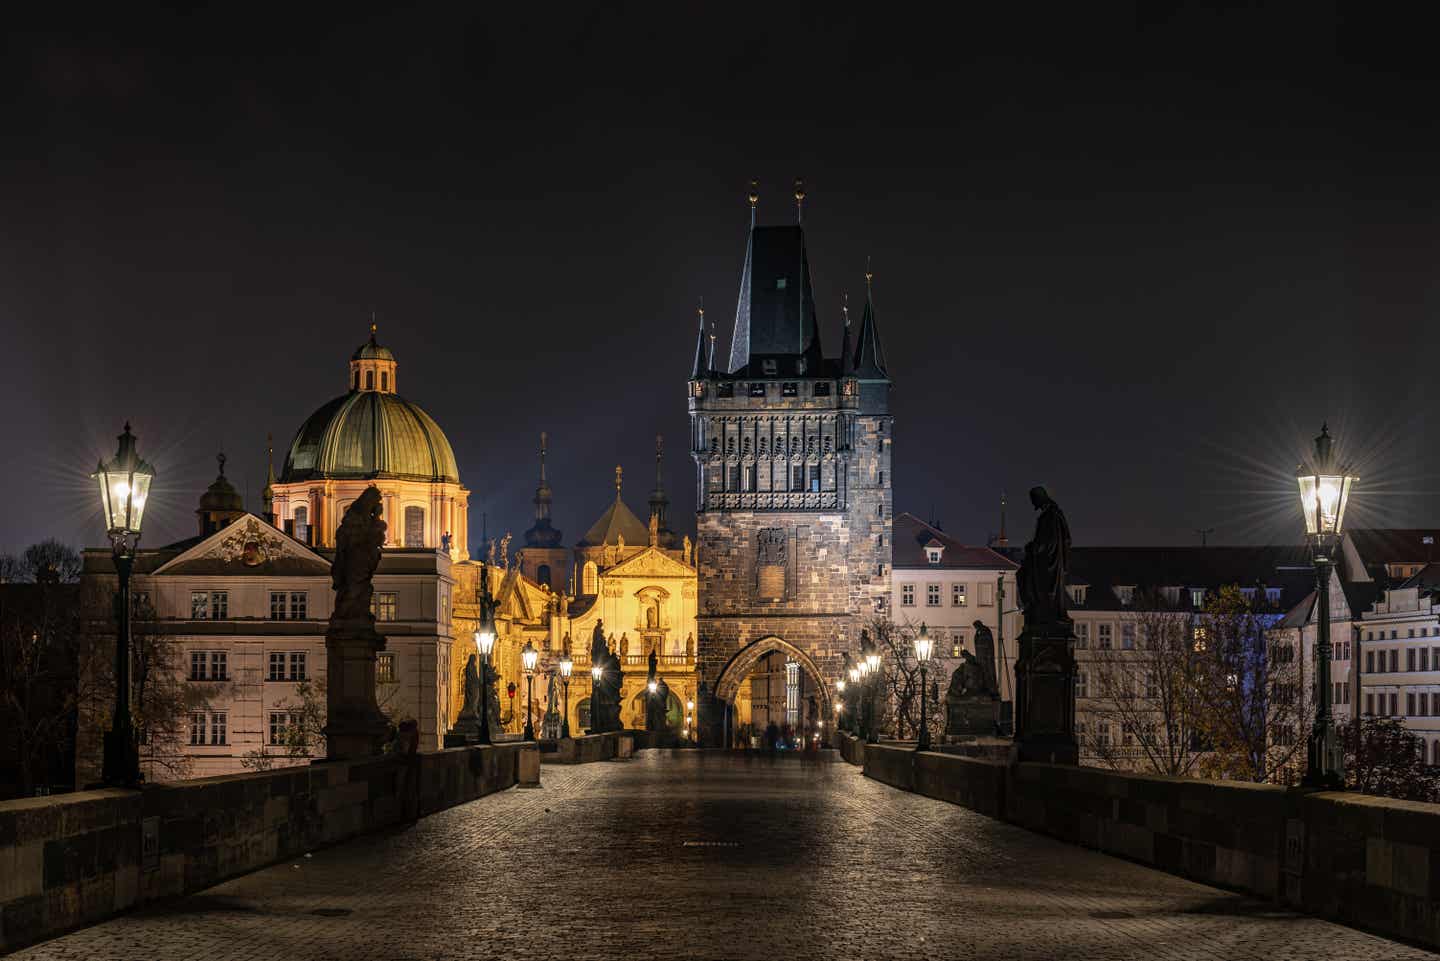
{"left": 520, "top": 640, "right": 538, "bottom": 741}
{"left": 913, "top": 623, "right": 935, "bottom": 751}
{"left": 836, "top": 678, "right": 847, "bottom": 694}
{"left": 521, "top": 640, "right": 539, "bottom": 674}
{"left": 558, "top": 655, "right": 573, "bottom": 679}
{"left": 558, "top": 654, "right": 574, "bottom": 739}
{"left": 591, "top": 664, "right": 602, "bottom": 683}
{"left": 913, "top": 623, "right": 935, "bottom": 665}
{"left": 1296, "top": 424, "right": 1355, "bottom": 544}
{"left": 94, "top": 423, "right": 155, "bottom": 541}
{"left": 849, "top": 666, "right": 861, "bottom": 684}
{"left": 648, "top": 679, "right": 658, "bottom": 694}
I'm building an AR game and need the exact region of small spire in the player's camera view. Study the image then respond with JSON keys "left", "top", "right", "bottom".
{"left": 539, "top": 431, "right": 548, "bottom": 484}
{"left": 794, "top": 177, "right": 805, "bottom": 224}
{"left": 708, "top": 315, "right": 717, "bottom": 373}
{"left": 998, "top": 492, "right": 1008, "bottom": 547}
{"left": 839, "top": 292, "right": 854, "bottom": 377}
{"left": 865, "top": 255, "right": 873, "bottom": 292}
{"left": 614, "top": 464, "right": 623, "bottom": 502}
{"left": 216, "top": 451, "right": 227, "bottom": 477}
{"left": 748, "top": 179, "right": 758, "bottom": 228}
{"left": 691, "top": 299, "right": 708, "bottom": 379}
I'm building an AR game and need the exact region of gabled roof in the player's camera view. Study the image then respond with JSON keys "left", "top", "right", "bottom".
{"left": 1401, "top": 562, "right": 1440, "bottom": 592}
{"left": 893, "top": 513, "right": 1017, "bottom": 570}
{"left": 151, "top": 514, "right": 329, "bottom": 577}
{"left": 578, "top": 497, "right": 650, "bottom": 548}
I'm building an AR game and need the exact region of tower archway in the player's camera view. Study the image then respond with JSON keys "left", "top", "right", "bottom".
{"left": 714, "top": 636, "right": 832, "bottom": 746}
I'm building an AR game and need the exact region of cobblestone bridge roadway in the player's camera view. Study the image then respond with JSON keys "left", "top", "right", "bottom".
{"left": 14, "top": 753, "right": 1436, "bottom": 961}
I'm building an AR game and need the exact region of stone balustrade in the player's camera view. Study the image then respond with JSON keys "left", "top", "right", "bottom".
{"left": 0, "top": 742, "right": 538, "bottom": 954}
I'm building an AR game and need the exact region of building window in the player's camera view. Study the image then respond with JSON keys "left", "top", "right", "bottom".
{"left": 749, "top": 382, "right": 767, "bottom": 397}
{"left": 813, "top": 381, "right": 830, "bottom": 396}
{"left": 582, "top": 563, "right": 598, "bottom": 596}
{"left": 290, "top": 592, "right": 307, "bottom": 619}
{"left": 381, "top": 371, "right": 389, "bottom": 391}
{"left": 1098, "top": 624, "right": 1113, "bottom": 649}
{"left": 1145, "top": 673, "right": 1158, "bottom": 699}
{"left": 536, "top": 563, "right": 552, "bottom": 587}
{"left": 1433, "top": 741, "right": 1440, "bottom": 767}
{"left": 268, "top": 652, "right": 285, "bottom": 681}
{"left": 1409, "top": 649, "right": 1418, "bottom": 672}
{"left": 189, "top": 712, "right": 207, "bottom": 746}
{"left": 1366, "top": 650, "right": 1375, "bottom": 673}
{"left": 978, "top": 581, "right": 995, "bottom": 606}
{"left": 745, "top": 464, "right": 757, "bottom": 491}
{"left": 1408, "top": 692, "right": 1417, "bottom": 716}
{"left": 1067, "top": 585, "right": 1088, "bottom": 606}
{"left": 901, "top": 584, "right": 915, "bottom": 607}
{"left": 1389, "top": 692, "right": 1399, "bottom": 716}
{"left": 404, "top": 506, "right": 425, "bottom": 548}
{"left": 1190, "top": 588, "right": 1205, "bottom": 608}
{"left": 1075, "top": 622, "right": 1089, "bottom": 649}
{"left": 1115, "top": 586, "right": 1135, "bottom": 606}
{"left": 377, "top": 653, "right": 397, "bottom": 684}
{"left": 791, "top": 466, "right": 804, "bottom": 491}
{"left": 190, "top": 651, "right": 227, "bottom": 681}
{"left": 1121, "top": 623, "right": 1135, "bottom": 650}
{"left": 189, "top": 712, "right": 226, "bottom": 745}
{"left": 952, "top": 583, "right": 966, "bottom": 606}
{"left": 926, "top": 584, "right": 941, "bottom": 607}
{"left": 269, "top": 712, "right": 302, "bottom": 747}
{"left": 289, "top": 652, "right": 307, "bottom": 681}
{"left": 1391, "top": 650, "right": 1400, "bottom": 673}
{"left": 372, "top": 592, "right": 398, "bottom": 622}
{"left": 191, "top": 591, "right": 209, "bottom": 619}
{"left": 270, "top": 592, "right": 287, "bottom": 620}
{"left": 1419, "top": 692, "right": 1429, "bottom": 716}
{"left": 1075, "top": 671, "right": 1088, "bottom": 698}
{"left": 781, "top": 382, "right": 797, "bottom": 397}
{"left": 1423, "top": 648, "right": 1431, "bottom": 672}
{"left": 785, "top": 660, "right": 799, "bottom": 728}
{"left": 365, "top": 370, "right": 374, "bottom": 390}
{"left": 1366, "top": 693, "right": 1375, "bottom": 716}
{"left": 1265, "top": 588, "right": 1281, "bottom": 605}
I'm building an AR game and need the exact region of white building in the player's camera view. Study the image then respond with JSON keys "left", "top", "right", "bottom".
{"left": 890, "top": 513, "right": 1019, "bottom": 702}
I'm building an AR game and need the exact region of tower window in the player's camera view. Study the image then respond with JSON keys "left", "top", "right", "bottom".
{"left": 813, "top": 382, "right": 830, "bottom": 397}
{"left": 717, "top": 383, "right": 734, "bottom": 398}
{"left": 381, "top": 371, "right": 389, "bottom": 391}
{"left": 775, "top": 278, "right": 788, "bottom": 290}
{"left": 749, "top": 383, "right": 767, "bottom": 397}
{"left": 353, "top": 370, "right": 360, "bottom": 390}
{"left": 582, "top": 562, "right": 598, "bottom": 595}
{"left": 404, "top": 506, "right": 425, "bottom": 547}
{"left": 782, "top": 382, "right": 797, "bottom": 397}
{"left": 365, "top": 370, "right": 374, "bottom": 390}
{"left": 537, "top": 564, "right": 551, "bottom": 587}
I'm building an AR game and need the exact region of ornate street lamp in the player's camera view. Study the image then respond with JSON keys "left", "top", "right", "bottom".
{"left": 521, "top": 640, "right": 538, "bottom": 741}
{"left": 835, "top": 676, "right": 847, "bottom": 734}
{"left": 93, "top": 423, "right": 154, "bottom": 787}
{"left": 1297, "top": 423, "right": 1355, "bottom": 790}
{"left": 474, "top": 569, "right": 497, "bottom": 746}
{"left": 860, "top": 630, "right": 882, "bottom": 744}
{"left": 589, "top": 662, "right": 602, "bottom": 733}
{"left": 914, "top": 623, "right": 935, "bottom": 751}
{"left": 558, "top": 652, "right": 573, "bottom": 739}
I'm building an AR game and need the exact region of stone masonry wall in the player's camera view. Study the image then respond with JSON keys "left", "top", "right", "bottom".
{"left": 0, "top": 742, "right": 538, "bottom": 954}
{"left": 859, "top": 742, "right": 1440, "bottom": 951}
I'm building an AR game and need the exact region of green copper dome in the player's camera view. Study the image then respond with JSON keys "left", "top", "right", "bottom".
{"left": 280, "top": 391, "right": 460, "bottom": 484}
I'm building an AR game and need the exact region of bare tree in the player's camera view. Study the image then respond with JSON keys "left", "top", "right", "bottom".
{"left": 131, "top": 598, "right": 209, "bottom": 781}
{"left": 870, "top": 616, "right": 946, "bottom": 740}
{"left": 1080, "top": 596, "right": 1208, "bottom": 777}
{"left": 1192, "top": 585, "right": 1311, "bottom": 784}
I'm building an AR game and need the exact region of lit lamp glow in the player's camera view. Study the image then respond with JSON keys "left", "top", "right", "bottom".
{"left": 473, "top": 570, "right": 498, "bottom": 745}
{"left": 1296, "top": 424, "right": 1355, "bottom": 789}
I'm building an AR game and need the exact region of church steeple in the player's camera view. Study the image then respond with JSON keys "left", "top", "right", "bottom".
{"left": 262, "top": 433, "right": 277, "bottom": 525}
{"left": 853, "top": 263, "right": 889, "bottom": 380}
{"left": 648, "top": 434, "right": 670, "bottom": 534}
{"left": 523, "top": 432, "right": 563, "bottom": 548}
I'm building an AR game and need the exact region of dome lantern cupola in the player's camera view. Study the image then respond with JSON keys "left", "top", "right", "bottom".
{"left": 350, "top": 323, "right": 398, "bottom": 395}
{"left": 198, "top": 452, "right": 245, "bottom": 537}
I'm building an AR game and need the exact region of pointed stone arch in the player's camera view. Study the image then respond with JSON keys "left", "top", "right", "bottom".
{"left": 713, "top": 635, "right": 832, "bottom": 718}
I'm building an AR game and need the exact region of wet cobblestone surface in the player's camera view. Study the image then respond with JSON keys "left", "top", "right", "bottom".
{"left": 14, "top": 753, "right": 1436, "bottom": 960}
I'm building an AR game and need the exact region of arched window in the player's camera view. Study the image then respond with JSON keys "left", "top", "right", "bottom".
{"left": 577, "top": 697, "right": 592, "bottom": 731}
{"left": 582, "top": 561, "right": 598, "bottom": 595}
{"left": 293, "top": 506, "right": 308, "bottom": 541}
{"left": 536, "top": 564, "right": 551, "bottom": 587}
{"left": 381, "top": 371, "right": 389, "bottom": 391}
{"left": 365, "top": 370, "right": 374, "bottom": 390}
{"left": 404, "top": 506, "right": 425, "bottom": 547}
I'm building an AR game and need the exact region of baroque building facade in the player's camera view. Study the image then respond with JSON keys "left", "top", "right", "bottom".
{"left": 688, "top": 202, "right": 893, "bottom": 735}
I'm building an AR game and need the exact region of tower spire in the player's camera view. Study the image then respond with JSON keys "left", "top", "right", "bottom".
{"left": 690, "top": 299, "right": 708, "bottom": 379}
{"left": 839, "top": 291, "right": 854, "bottom": 376}
{"left": 262, "top": 433, "right": 277, "bottom": 523}
{"left": 794, "top": 177, "right": 805, "bottom": 224}
{"left": 649, "top": 434, "right": 670, "bottom": 535}
{"left": 853, "top": 257, "right": 889, "bottom": 380}
{"left": 614, "top": 464, "right": 623, "bottom": 502}
{"left": 524, "top": 430, "right": 563, "bottom": 549}
{"left": 748, "top": 179, "right": 758, "bottom": 229}
{"left": 997, "top": 492, "right": 1008, "bottom": 548}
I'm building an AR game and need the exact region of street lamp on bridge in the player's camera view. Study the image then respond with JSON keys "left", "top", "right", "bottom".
{"left": 914, "top": 623, "right": 935, "bottom": 752}
{"left": 1297, "top": 423, "right": 1355, "bottom": 790}
{"left": 521, "top": 640, "right": 538, "bottom": 741}
{"left": 474, "top": 571, "right": 497, "bottom": 746}
{"left": 93, "top": 423, "right": 154, "bottom": 787}
{"left": 558, "top": 652, "right": 573, "bottom": 739}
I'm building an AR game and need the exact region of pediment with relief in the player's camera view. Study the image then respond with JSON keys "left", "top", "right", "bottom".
{"left": 153, "top": 514, "right": 330, "bottom": 576}
{"left": 603, "top": 547, "right": 694, "bottom": 579}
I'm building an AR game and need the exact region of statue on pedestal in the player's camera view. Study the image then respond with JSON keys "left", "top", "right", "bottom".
{"left": 325, "top": 487, "right": 392, "bottom": 759}
{"left": 1014, "top": 485, "right": 1079, "bottom": 764}
{"left": 945, "top": 621, "right": 999, "bottom": 737}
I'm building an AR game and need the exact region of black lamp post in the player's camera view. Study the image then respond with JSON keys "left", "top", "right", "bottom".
{"left": 475, "top": 566, "right": 497, "bottom": 745}
{"left": 861, "top": 630, "right": 882, "bottom": 745}
{"left": 521, "top": 640, "right": 538, "bottom": 741}
{"left": 1297, "top": 424, "right": 1355, "bottom": 790}
{"left": 914, "top": 623, "right": 935, "bottom": 752}
{"left": 93, "top": 423, "right": 153, "bottom": 787}
{"left": 558, "top": 652, "right": 573, "bottom": 739}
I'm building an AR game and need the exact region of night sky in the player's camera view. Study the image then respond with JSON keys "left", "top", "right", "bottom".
{"left": 2, "top": 5, "right": 1436, "bottom": 557}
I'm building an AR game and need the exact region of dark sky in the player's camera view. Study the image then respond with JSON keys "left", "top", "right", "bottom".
{"left": 2, "top": 4, "right": 1436, "bottom": 557}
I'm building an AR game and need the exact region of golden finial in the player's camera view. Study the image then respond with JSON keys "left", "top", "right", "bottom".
{"left": 748, "top": 179, "right": 759, "bottom": 207}
{"left": 794, "top": 177, "right": 805, "bottom": 223}
{"left": 615, "top": 464, "right": 623, "bottom": 500}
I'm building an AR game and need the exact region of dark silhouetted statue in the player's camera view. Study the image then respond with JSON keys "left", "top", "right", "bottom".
{"left": 325, "top": 485, "right": 391, "bottom": 759}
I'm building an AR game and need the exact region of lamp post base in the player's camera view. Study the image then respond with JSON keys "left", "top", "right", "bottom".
{"left": 1303, "top": 723, "right": 1346, "bottom": 790}
{"left": 101, "top": 727, "right": 139, "bottom": 787}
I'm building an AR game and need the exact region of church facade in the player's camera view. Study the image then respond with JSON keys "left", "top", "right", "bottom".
{"left": 688, "top": 201, "right": 894, "bottom": 729}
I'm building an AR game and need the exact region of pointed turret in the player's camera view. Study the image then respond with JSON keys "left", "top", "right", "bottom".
{"left": 853, "top": 263, "right": 889, "bottom": 380}
{"left": 648, "top": 435, "right": 674, "bottom": 546}
{"left": 262, "top": 434, "right": 277, "bottom": 525}
{"left": 690, "top": 301, "right": 708, "bottom": 379}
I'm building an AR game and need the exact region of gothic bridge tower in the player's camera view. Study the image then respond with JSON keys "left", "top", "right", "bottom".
{"left": 688, "top": 183, "right": 893, "bottom": 733}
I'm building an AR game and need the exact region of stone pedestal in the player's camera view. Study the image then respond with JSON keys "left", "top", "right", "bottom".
{"left": 1013, "top": 624, "right": 1078, "bottom": 765}
{"left": 324, "top": 619, "right": 391, "bottom": 760}
{"left": 444, "top": 714, "right": 480, "bottom": 748}
{"left": 945, "top": 696, "right": 998, "bottom": 737}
